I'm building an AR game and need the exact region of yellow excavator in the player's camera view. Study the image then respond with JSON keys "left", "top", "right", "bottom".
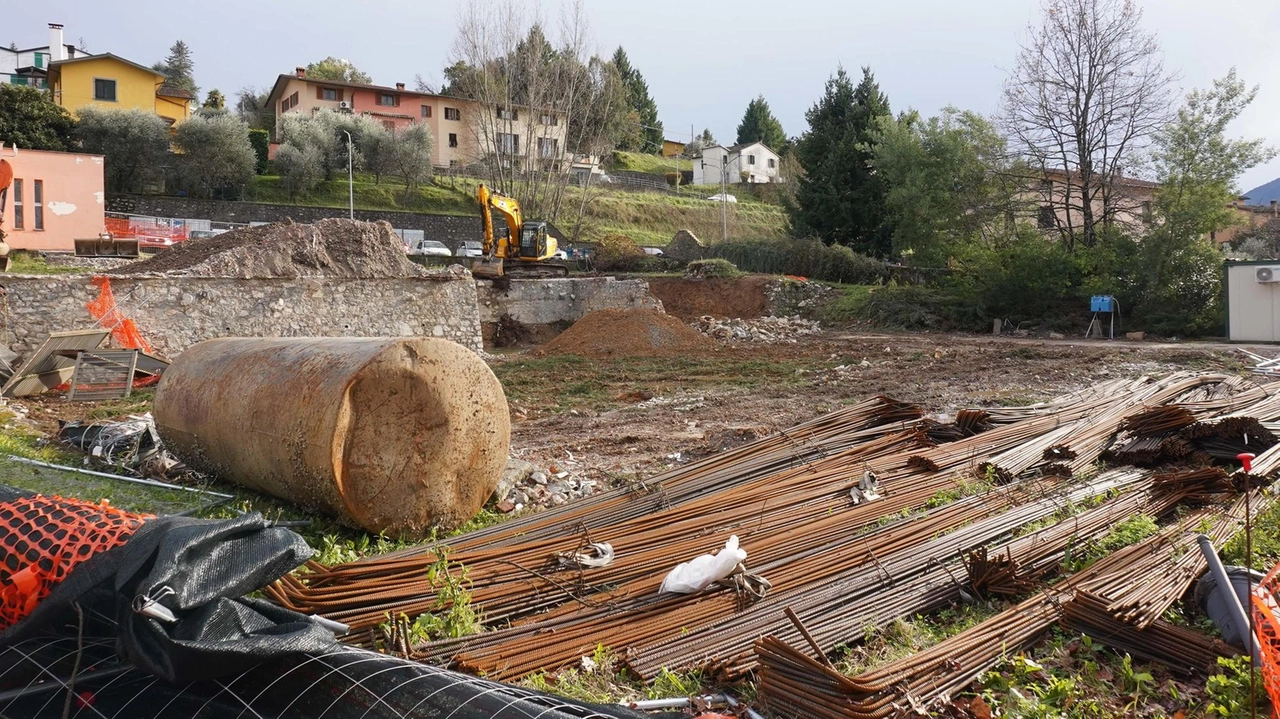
{"left": 471, "top": 184, "right": 568, "bottom": 279}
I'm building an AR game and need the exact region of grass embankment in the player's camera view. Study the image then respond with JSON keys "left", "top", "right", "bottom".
{"left": 248, "top": 172, "right": 790, "bottom": 248}
{"left": 251, "top": 174, "right": 477, "bottom": 216}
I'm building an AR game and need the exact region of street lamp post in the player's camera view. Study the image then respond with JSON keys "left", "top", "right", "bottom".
{"left": 342, "top": 130, "right": 354, "bottom": 220}
{"left": 699, "top": 155, "right": 730, "bottom": 242}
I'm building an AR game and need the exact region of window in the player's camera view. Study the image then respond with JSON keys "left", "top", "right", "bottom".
{"left": 496, "top": 106, "right": 517, "bottom": 121}
{"left": 322, "top": 87, "right": 339, "bottom": 101}
{"left": 10, "top": 76, "right": 27, "bottom": 86}
{"left": 747, "top": 154, "right": 756, "bottom": 165}
{"left": 448, "top": 133, "right": 458, "bottom": 148}
{"left": 11, "top": 179, "right": 22, "bottom": 230}
{"left": 497, "top": 133, "right": 519, "bottom": 155}
{"left": 380, "top": 93, "right": 397, "bottom": 106}
{"left": 382, "top": 120, "right": 395, "bottom": 130}
{"left": 33, "top": 180, "right": 43, "bottom": 231}
{"left": 539, "top": 114, "right": 557, "bottom": 126}
{"left": 1038, "top": 205, "right": 1056, "bottom": 230}
{"left": 282, "top": 91, "right": 300, "bottom": 112}
{"left": 1039, "top": 179, "right": 1054, "bottom": 196}
{"left": 93, "top": 78, "right": 117, "bottom": 101}
{"left": 444, "top": 107, "right": 461, "bottom": 121}
{"left": 421, "top": 104, "right": 432, "bottom": 118}
{"left": 538, "top": 137, "right": 559, "bottom": 159}
{"left": 449, "top": 159, "right": 459, "bottom": 168}
{"left": 768, "top": 158, "right": 776, "bottom": 169}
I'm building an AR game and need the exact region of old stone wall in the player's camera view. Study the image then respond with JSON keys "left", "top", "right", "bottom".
{"left": 475, "top": 277, "right": 662, "bottom": 325}
{"left": 1, "top": 274, "right": 482, "bottom": 358}
{"left": 106, "top": 195, "right": 481, "bottom": 247}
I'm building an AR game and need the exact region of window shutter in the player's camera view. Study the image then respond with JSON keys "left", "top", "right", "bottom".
{"left": 339, "top": 89, "right": 345, "bottom": 101}
{"left": 316, "top": 86, "right": 323, "bottom": 100}
{"left": 394, "top": 95, "right": 400, "bottom": 107}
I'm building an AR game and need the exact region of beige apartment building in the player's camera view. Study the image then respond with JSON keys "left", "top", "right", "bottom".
{"left": 1024, "top": 168, "right": 1159, "bottom": 234}
{"left": 266, "top": 68, "right": 570, "bottom": 171}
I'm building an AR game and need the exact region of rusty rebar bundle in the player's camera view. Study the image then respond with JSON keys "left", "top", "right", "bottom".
{"left": 265, "top": 372, "right": 1280, "bottom": 687}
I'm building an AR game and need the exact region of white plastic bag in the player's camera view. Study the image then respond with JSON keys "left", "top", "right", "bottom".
{"left": 659, "top": 535, "right": 747, "bottom": 594}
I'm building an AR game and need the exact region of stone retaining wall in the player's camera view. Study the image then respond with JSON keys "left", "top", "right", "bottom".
{"left": 475, "top": 277, "right": 661, "bottom": 325}
{"left": 1, "top": 274, "right": 482, "bottom": 358}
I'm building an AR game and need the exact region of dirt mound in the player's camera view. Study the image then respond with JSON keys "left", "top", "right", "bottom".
{"left": 646, "top": 275, "right": 773, "bottom": 320}
{"left": 110, "top": 218, "right": 432, "bottom": 278}
{"left": 534, "top": 308, "right": 713, "bottom": 358}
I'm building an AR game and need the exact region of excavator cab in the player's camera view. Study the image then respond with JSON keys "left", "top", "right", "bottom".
{"left": 518, "top": 222, "right": 552, "bottom": 259}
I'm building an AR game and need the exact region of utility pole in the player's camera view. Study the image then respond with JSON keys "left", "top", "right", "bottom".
{"left": 720, "top": 158, "right": 728, "bottom": 242}
{"left": 342, "top": 130, "right": 354, "bottom": 220}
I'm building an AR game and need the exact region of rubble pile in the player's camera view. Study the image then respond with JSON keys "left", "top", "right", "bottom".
{"left": 497, "top": 468, "right": 600, "bottom": 513}
{"left": 110, "top": 218, "right": 441, "bottom": 279}
{"left": 693, "top": 315, "right": 821, "bottom": 343}
{"left": 766, "top": 277, "right": 837, "bottom": 317}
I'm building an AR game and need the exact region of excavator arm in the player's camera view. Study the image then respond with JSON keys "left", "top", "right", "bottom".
{"left": 476, "top": 184, "right": 522, "bottom": 259}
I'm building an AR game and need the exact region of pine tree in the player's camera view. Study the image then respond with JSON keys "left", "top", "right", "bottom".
{"left": 611, "top": 47, "right": 662, "bottom": 154}
{"left": 735, "top": 96, "right": 786, "bottom": 150}
{"left": 790, "top": 67, "right": 893, "bottom": 256}
{"left": 156, "top": 40, "right": 198, "bottom": 97}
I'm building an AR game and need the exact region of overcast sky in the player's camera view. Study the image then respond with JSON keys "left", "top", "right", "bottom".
{"left": 14, "top": 0, "right": 1280, "bottom": 192}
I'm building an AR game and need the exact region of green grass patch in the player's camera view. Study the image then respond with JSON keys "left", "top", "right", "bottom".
{"left": 7, "top": 252, "right": 86, "bottom": 275}
{"left": 819, "top": 284, "right": 876, "bottom": 324}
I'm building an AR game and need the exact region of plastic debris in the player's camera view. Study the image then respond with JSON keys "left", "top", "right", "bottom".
{"left": 660, "top": 535, "right": 748, "bottom": 594}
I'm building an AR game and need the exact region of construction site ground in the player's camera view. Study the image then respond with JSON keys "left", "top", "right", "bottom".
{"left": 2, "top": 327, "right": 1274, "bottom": 716}
{"left": 493, "top": 332, "right": 1250, "bottom": 486}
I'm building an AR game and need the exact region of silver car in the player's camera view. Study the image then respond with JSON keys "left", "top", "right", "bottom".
{"left": 456, "top": 241, "right": 484, "bottom": 257}
{"left": 411, "top": 240, "right": 453, "bottom": 257}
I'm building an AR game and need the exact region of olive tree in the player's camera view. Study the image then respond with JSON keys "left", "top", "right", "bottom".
{"left": 74, "top": 107, "right": 171, "bottom": 193}
{"left": 174, "top": 112, "right": 256, "bottom": 198}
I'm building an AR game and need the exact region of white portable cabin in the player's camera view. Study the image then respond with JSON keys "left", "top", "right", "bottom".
{"left": 1226, "top": 260, "right": 1280, "bottom": 342}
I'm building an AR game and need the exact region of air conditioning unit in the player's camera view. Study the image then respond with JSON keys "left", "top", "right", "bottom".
{"left": 1256, "top": 266, "right": 1280, "bottom": 283}
{"left": 338, "top": 101, "right": 351, "bottom": 110}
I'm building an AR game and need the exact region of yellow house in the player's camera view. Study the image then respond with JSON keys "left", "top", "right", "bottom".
{"left": 47, "top": 53, "right": 192, "bottom": 125}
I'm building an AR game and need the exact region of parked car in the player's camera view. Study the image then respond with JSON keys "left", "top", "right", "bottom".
{"left": 552, "top": 249, "right": 568, "bottom": 260}
{"left": 411, "top": 240, "right": 453, "bottom": 257}
{"left": 456, "top": 240, "right": 484, "bottom": 257}
{"left": 707, "top": 194, "right": 738, "bottom": 203}
{"left": 640, "top": 246, "right": 665, "bottom": 256}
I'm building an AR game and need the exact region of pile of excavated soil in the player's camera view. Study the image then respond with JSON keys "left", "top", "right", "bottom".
{"left": 645, "top": 276, "right": 773, "bottom": 320}
{"left": 534, "top": 308, "right": 714, "bottom": 359}
{"left": 110, "top": 218, "right": 432, "bottom": 278}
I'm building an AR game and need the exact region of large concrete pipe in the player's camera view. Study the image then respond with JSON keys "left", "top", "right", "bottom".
{"left": 154, "top": 337, "right": 510, "bottom": 536}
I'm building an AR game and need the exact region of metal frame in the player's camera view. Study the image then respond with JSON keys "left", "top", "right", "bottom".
{"left": 67, "top": 349, "right": 138, "bottom": 401}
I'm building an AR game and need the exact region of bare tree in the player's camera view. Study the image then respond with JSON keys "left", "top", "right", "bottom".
{"left": 1001, "top": 0, "right": 1174, "bottom": 249}
{"left": 448, "top": 0, "right": 630, "bottom": 231}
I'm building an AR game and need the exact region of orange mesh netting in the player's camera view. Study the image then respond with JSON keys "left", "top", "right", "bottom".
{"left": 1252, "top": 560, "right": 1280, "bottom": 713}
{"left": 85, "top": 276, "right": 154, "bottom": 354}
{"left": 0, "top": 494, "right": 151, "bottom": 630}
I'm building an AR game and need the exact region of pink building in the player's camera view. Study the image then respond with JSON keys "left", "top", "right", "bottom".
{"left": 1, "top": 147, "right": 105, "bottom": 252}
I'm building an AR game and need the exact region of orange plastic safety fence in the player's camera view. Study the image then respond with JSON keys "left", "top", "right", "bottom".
{"left": 1252, "top": 561, "right": 1280, "bottom": 715}
{"left": 103, "top": 216, "right": 188, "bottom": 243}
{"left": 85, "top": 276, "right": 154, "bottom": 355}
{"left": 0, "top": 495, "right": 151, "bottom": 630}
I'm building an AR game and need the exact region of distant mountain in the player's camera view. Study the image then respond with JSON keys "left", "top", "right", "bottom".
{"left": 1244, "top": 177, "right": 1280, "bottom": 205}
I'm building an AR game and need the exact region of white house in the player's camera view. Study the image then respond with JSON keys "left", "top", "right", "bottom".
{"left": 1, "top": 24, "right": 90, "bottom": 89}
{"left": 691, "top": 141, "right": 781, "bottom": 186}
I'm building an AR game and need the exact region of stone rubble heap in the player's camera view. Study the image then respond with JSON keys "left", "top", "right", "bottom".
{"left": 693, "top": 315, "right": 821, "bottom": 343}
{"left": 496, "top": 465, "right": 601, "bottom": 514}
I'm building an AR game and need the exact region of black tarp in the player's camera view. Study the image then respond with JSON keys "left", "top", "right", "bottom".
{"left": 0, "top": 487, "right": 669, "bottom": 719}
